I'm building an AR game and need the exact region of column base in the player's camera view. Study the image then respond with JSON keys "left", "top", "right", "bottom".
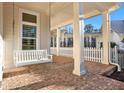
{"left": 102, "top": 60, "right": 109, "bottom": 65}
{"left": 73, "top": 69, "right": 86, "bottom": 76}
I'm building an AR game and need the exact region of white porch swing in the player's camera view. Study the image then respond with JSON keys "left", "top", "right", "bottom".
{"left": 14, "top": 50, "right": 53, "bottom": 67}
{"left": 13, "top": 3, "right": 53, "bottom": 67}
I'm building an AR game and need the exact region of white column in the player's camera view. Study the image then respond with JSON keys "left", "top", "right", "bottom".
{"left": 56, "top": 28, "right": 60, "bottom": 56}
{"left": 102, "top": 11, "right": 110, "bottom": 64}
{"left": 0, "top": 3, "right": 3, "bottom": 81}
{"left": 73, "top": 3, "right": 86, "bottom": 76}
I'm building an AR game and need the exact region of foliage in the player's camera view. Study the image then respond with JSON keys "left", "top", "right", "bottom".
{"left": 84, "top": 24, "right": 94, "bottom": 32}
{"left": 84, "top": 24, "right": 100, "bottom": 33}
{"left": 111, "top": 42, "right": 117, "bottom": 48}
{"left": 121, "top": 37, "right": 124, "bottom": 43}
{"left": 94, "top": 29, "right": 98, "bottom": 32}
{"left": 100, "top": 42, "right": 117, "bottom": 48}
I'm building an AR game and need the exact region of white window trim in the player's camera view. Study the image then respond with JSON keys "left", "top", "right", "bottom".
{"left": 19, "top": 8, "right": 40, "bottom": 50}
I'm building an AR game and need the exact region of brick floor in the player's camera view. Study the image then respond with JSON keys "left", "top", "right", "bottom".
{"left": 2, "top": 56, "right": 124, "bottom": 90}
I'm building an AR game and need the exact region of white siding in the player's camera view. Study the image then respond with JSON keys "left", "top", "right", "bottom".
{"left": 3, "top": 3, "right": 50, "bottom": 69}
{"left": 110, "top": 32, "right": 121, "bottom": 44}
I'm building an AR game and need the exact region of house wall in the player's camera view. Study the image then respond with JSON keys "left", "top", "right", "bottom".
{"left": 3, "top": 3, "right": 50, "bottom": 69}
{"left": 3, "top": 3, "right": 14, "bottom": 69}
{"left": 117, "top": 33, "right": 124, "bottom": 42}
{"left": 84, "top": 32, "right": 123, "bottom": 47}
{"left": 0, "top": 3, "right": 3, "bottom": 37}
{"left": 96, "top": 35, "right": 102, "bottom": 48}
{"left": 40, "top": 13, "right": 50, "bottom": 51}
{"left": 110, "top": 32, "right": 121, "bottom": 44}
{"left": 84, "top": 34, "right": 102, "bottom": 48}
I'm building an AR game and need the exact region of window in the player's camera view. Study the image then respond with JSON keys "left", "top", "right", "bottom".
{"left": 20, "top": 9, "right": 40, "bottom": 50}
{"left": 84, "top": 36, "right": 90, "bottom": 47}
{"left": 67, "top": 38, "right": 73, "bottom": 47}
{"left": 50, "top": 30, "right": 57, "bottom": 48}
{"left": 22, "top": 25, "right": 36, "bottom": 50}
{"left": 54, "top": 37, "right": 57, "bottom": 47}
{"left": 59, "top": 24, "right": 73, "bottom": 47}
{"left": 22, "top": 13, "right": 37, "bottom": 23}
{"left": 50, "top": 37, "right": 53, "bottom": 47}
{"left": 91, "top": 37, "right": 96, "bottom": 48}
{"left": 84, "top": 37, "right": 87, "bottom": 47}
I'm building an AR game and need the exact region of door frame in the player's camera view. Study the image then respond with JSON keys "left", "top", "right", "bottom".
{"left": 19, "top": 8, "right": 40, "bottom": 50}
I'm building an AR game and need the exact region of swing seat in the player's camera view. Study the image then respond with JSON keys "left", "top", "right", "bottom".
{"left": 14, "top": 50, "right": 53, "bottom": 67}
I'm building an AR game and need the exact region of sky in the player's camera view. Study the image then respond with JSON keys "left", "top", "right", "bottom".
{"left": 84, "top": 2, "right": 124, "bottom": 29}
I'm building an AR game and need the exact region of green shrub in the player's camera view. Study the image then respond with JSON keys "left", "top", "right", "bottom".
{"left": 100, "top": 42, "right": 116, "bottom": 48}
{"left": 121, "top": 38, "right": 124, "bottom": 43}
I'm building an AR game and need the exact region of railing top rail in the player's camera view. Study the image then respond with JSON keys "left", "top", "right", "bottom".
{"left": 14, "top": 49, "right": 47, "bottom": 52}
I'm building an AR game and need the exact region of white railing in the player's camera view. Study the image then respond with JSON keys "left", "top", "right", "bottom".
{"left": 14, "top": 47, "right": 124, "bottom": 69}
{"left": 84, "top": 48, "right": 103, "bottom": 63}
{"left": 111, "top": 47, "right": 124, "bottom": 69}
{"left": 50, "top": 47, "right": 124, "bottom": 69}
{"left": 50, "top": 47, "right": 57, "bottom": 55}
{"left": 50, "top": 47, "right": 103, "bottom": 63}
{"left": 118, "top": 52, "right": 124, "bottom": 69}
{"left": 14, "top": 50, "right": 52, "bottom": 67}
{"left": 110, "top": 47, "right": 118, "bottom": 64}
{"left": 59, "top": 48, "right": 73, "bottom": 57}
{"left": 50, "top": 47, "right": 73, "bottom": 57}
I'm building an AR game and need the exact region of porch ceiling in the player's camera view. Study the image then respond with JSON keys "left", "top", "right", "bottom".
{"left": 15, "top": 2, "right": 120, "bottom": 28}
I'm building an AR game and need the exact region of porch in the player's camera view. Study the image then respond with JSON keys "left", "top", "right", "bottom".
{"left": 2, "top": 55, "right": 124, "bottom": 90}
{"left": 0, "top": 2, "right": 123, "bottom": 89}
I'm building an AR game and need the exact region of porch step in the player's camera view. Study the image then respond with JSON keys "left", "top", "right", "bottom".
{"left": 3, "top": 67, "right": 30, "bottom": 78}
{"left": 102, "top": 65, "right": 117, "bottom": 76}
